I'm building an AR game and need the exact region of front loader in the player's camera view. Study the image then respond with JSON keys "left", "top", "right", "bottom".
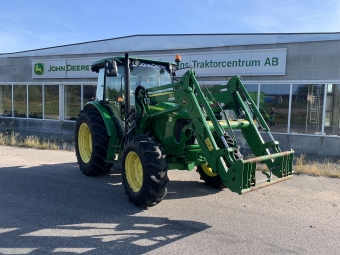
{"left": 75, "top": 53, "right": 294, "bottom": 207}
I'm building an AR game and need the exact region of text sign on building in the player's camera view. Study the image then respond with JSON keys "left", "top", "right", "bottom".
{"left": 144, "top": 48, "right": 287, "bottom": 76}
{"left": 32, "top": 60, "right": 67, "bottom": 78}
{"left": 32, "top": 48, "right": 287, "bottom": 78}
{"left": 32, "top": 59, "right": 96, "bottom": 79}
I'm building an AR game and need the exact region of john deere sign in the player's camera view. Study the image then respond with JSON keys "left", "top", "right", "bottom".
{"left": 34, "top": 63, "right": 44, "bottom": 75}
{"left": 47, "top": 64, "right": 90, "bottom": 72}
{"left": 32, "top": 59, "right": 96, "bottom": 78}
{"left": 32, "top": 49, "right": 287, "bottom": 78}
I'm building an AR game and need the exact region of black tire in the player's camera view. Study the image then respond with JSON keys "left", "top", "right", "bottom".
{"left": 121, "top": 134, "right": 169, "bottom": 207}
{"left": 197, "top": 164, "right": 225, "bottom": 189}
{"left": 197, "top": 134, "right": 242, "bottom": 189}
{"left": 75, "top": 109, "right": 113, "bottom": 176}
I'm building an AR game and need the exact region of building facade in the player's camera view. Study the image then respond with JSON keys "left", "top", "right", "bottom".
{"left": 1, "top": 33, "right": 340, "bottom": 155}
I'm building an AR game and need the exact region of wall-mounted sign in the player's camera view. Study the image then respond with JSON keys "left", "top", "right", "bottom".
{"left": 143, "top": 48, "right": 287, "bottom": 76}
{"left": 33, "top": 60, "right": 66, "bottom": 78}
{"left": 32, "top": 48, "right": 287, "bottom": 78}
{"left": 32, "top": 59, "right": 96, "bottom": 79}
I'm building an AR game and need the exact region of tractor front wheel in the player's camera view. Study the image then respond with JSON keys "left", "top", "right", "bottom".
{"left": 197, "top": 164, "right": 225, "bottom": 189}
{"left": 121, "top": 134, "right": 169, "bottom": 207}
{"left": 75, "top": 109, "right": 112, "bottom": 176}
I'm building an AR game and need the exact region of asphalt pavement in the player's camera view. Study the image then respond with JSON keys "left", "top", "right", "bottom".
{"left": 0, "top": 146, "right": 340, "bottom": 255}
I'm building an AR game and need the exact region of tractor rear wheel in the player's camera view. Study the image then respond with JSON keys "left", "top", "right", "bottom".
{"left": 121, "top": 134, "right": 169, "bottom": 207}
{"left": 75, "top": 109, "right": 113, "bottom": 176}
{"left": 197, "top": 134, "right": 242, "bottom": 189}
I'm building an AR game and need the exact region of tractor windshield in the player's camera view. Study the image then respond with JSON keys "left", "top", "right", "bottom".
{"left": 130, "top": 63, "right": 172, "bottom": 89}
{"left": 105, "top": 63, "right": 172, "bottom": 105}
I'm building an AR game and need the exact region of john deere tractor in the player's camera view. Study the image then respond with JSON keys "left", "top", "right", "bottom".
{"left": 75, "top": 53, "right": 294, "bottom": 207}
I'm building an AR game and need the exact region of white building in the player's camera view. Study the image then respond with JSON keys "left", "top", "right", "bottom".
{"left": 1, "top": 33, "right": 340, "bottom": 155}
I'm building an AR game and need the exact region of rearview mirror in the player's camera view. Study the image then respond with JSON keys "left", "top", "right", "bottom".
{"left": 105, "top": 60, "right": 118, "bottom": 77}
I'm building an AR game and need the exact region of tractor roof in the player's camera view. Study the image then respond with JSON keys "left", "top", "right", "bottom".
{"left": 91, "top": 56, "right": 177, "bottom": 73}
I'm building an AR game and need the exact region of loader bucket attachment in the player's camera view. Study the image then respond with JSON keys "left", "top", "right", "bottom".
{"left": 223, "top": 150, "right": 294, "bottom": 194}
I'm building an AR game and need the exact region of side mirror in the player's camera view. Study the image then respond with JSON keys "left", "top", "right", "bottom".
{"left": 105, "top": 60, "right": 118, "bottom": 77}
{"left": 159, "top": 68, "right": 165, "bottom": 75}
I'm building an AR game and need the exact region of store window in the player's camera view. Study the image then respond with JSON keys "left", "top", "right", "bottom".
{"left": 83, "top": 85, "right": 96, "bottom": 107}
{"left": 323, "top": 84, "right": 340, "bottom": 136}
{"left": 260, "top": 84, "right": 290, "bottom": 132}
{"left": 44, "top": 85, "right": 59, "bottom": 120}
{"left": 13, "top": 85, "right": 27, "bottom": 118}
{"left": 28, "top": 85, "right": 42, "bottom": 119}
{"left": 291, "top": 84, "right": 324, "bottom": 135}
{"left": 0, "top": 85, "right": 12, "bottom": 117}
{"left": 64, "top": 85, "right": 81, "bottom": 121}
{"left": 241, "top": 84, "right": 259, "bottom": 123}
{"left": 244, "top": 84, "right": 259, "bottom": 105}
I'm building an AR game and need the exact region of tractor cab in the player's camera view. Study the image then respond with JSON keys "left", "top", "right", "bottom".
{"left": 90, "top": 56, "right": 177, "bottom": 130}
{"left": 91, "top": 56, "right": 177, "bottom": 106}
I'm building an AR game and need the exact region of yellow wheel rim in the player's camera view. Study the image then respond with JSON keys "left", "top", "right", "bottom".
{"left": 125, "top": 151, "right": 143, "bottom": 192}
{"left": 78, "top": 123, "right": 92, "bottom": 163}
{"left": 201, "top": 164, "right": 217, "bottom": 177}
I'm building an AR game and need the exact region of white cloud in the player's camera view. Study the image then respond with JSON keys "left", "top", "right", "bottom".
{"left": 220, "top": 0, "right": 340, "bottom": 32}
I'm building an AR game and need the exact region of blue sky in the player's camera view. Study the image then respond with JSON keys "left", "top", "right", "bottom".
{"left": 1, "top": 0, "right": 339, "bottom": 53}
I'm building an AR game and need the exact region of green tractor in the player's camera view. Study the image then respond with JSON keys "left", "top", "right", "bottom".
{"left": 75, "top": 53, "right": 294, "bottom": 207}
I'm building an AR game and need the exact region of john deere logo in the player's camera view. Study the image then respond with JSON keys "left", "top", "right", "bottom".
{"left": 34, "top": 63, "right": 44, "bottom": 75}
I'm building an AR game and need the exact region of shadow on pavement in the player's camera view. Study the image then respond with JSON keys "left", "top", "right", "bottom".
{"left": 0, "top": 163, "right": 211, "bottom": 254}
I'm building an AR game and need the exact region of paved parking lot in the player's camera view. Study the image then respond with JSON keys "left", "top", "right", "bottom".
{"left": 1, "top": 146, "right": 340, "bottom": 254}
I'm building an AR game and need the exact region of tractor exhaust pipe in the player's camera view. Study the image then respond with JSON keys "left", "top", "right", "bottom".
{"left": 124, "top": 53, "right": 130, "bottom": 133}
